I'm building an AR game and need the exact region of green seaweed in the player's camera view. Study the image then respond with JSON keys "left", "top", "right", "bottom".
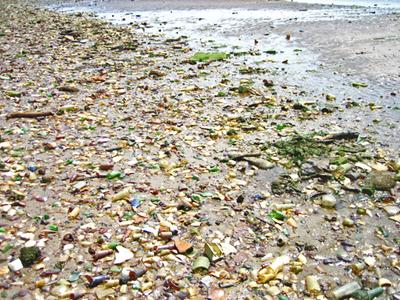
{"left": 20, "top": 246, "right": 41, "bottom": 267}
{"left": 273, "top": 134, "right": 327, "bottom": 164}
{"left": 352, "top": 82, "right": 368, "bottom": 88}
{"left": 189, "top": 52, "right": 228, "bottom": 62}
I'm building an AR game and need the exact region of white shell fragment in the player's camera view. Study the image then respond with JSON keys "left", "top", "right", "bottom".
{"left": 8, "top": 259, "right": 24, "bottom": 272}
{"left": 114, "top": 246, "right": 134, "bottom": 264}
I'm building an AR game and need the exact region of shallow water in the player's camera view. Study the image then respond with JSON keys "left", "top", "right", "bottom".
{"left": 292, "top": 0, "right": 400, "bottom": 9}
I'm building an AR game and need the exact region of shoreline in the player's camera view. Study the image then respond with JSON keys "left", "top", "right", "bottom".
{"left": 43, "top": 0, "right": 400, "bottom": 11}
{"left": 42, "top": 0, "right": 400, "bottom": 94}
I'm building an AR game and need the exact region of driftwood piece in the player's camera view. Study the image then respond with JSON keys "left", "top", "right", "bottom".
{"left": 227, "top": 152, "right": 262, "bottom": 161}
{"left": 6, "top": 111, "right": 54, "bottom": 119}
{"left": 320, "top": 131, "right": 360, "bottom": 143}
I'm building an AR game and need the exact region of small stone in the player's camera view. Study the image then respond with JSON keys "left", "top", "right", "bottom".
{"left": 267, "top": 285, "right": 281, "bottom": 296}
{"left": 393, "top": 158, "right": 400, "bottom": 171}
{"left": 383, "top": 206, "right": 400, "bottom": 216}
{"left": 0, "top": 265, "right": 9, "bottom": 276}
{"left": 208, "top": 285, "right": 227, "bottom": 300}
{"left": 200, "top": 275, "right": 214, "bottom": 287}
{"left": 305, "top": 275, "right": 321, "bottom": 295}
{"left": 368, "top": 171, "right": 396, "bottom": 191}
{"left": 149, "top": 69, "right": 166, "bottom": 77}
{"left": 320, "top": 194, "right": 337, "bottom": 209}
{"left": 389, "top": 214, "right": 400, "bottom": 222}
{"left": 326, "top": 94, "right": 336, "bottom": 101}
{"left": 287, "top": 217, "right": 298, "bottom": 228}
{"left": 263, "top": 79, "right": 274, "bottom": 87}
{"left": 174, "top": 239, "right": 193, "bottom": 254}
{"left": 0, "top": 141, "right": 11, "bottom": 149}
{"left": 114, "top": 246, "right": 133, "bottom": 264}
{"left": 8, "top": 259, "right": 24, "bottom": 272}
{"left": 342, "top": 218, "right": 354, "bottom": 227}
{"left": 99, "top": 164, "right": 114, "bottom": 171}
{"left": 244, "top": 157, "right": 274, "bottom": 170}
{"left": 120, "top": 284, "right": 128, "bottom": 294}
{"left": 50, "top": 285, "right": 70, "bottom": 297}
{"left": 364, "top": 256, "right": 375, "bottom": 267}
{"left": 58, "top": 85, "right": 79, "bottom": 93}
{"left": 35, "top": 279, "right": 46, "bottom": 288}
{"left": 96, "top": 288, "right": 115, "bottom": 299}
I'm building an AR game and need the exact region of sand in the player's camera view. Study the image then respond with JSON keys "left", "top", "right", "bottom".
{"left": 42, "top": 0, "right": 400, "bottom": 93}
{"left": 277, "top": 12, "right": 400, "bottom": 88}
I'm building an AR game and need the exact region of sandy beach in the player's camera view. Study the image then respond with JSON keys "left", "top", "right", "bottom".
{"left": 1, "top": 0, "right": 399, "bottom": 299}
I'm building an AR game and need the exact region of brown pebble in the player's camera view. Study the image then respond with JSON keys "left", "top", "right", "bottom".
{"left": 174, "top": 239, "right": 193, "bottom": 254}
{"left": 99, "top": 164, "right": 114, "bottom": 171}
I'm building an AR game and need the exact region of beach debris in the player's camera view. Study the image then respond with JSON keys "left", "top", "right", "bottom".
{"left": 0, "top": 1, "right": 398, "bottom": 299}
{"left": 352, "top": 82, "right": 368, "bottom": 88}
{"left": 111, "top": 189, "right": 132, "bottom": 201}
{"left": 193, "top": 256, "right": 210, "bottom": 271}
{"left": 329, "top": 281, "right": 362, "bottom": 299}
{"left": 319, "top": 194, "right": 337, "bottom": 208}
{"left": 19, "top": 246, "right": 41, "bottom": 267}
{"left": 5, "top": 90, "right": 22, "bottom": 97}
{"left": 189, "top": 52, "right": 228, "bottom": 62}
{"left": 93, "top": 250, "right": 113, "bottom": 261}
{"left": 58, "top": 85, "right": 79, "bottom": 92}
{"left": 174, "top": 239, "right": 193, "bottom": 254}
{"left": 8, "top": 259, "right": 24, "bottom": 272}
{"left": 204, "top": 243, "right": 224, "bottom": 262}
{"left": 243, "top": 157, "right": 274, "bottom": 169}
{"left": 257, "top": 255, "right": 291, "bottom": 283}
{"left": 351, "top": 287, "right": 384, "bottom": 299}
{"left": 306, "top": 275, "right": 321, "bottom": 295}
{"left": 114, "top": 246, "right": 133, "bottom": 264}
{"left": 366, "top": 171, "right": 396, "bottom": 191}
{"left": 6, "top": 111, "right": 54, "bottom": 119}
{"left": 86, "top": 275, "right": 110, "bottom": 288}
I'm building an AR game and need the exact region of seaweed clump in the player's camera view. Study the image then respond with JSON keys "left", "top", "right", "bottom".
{"left": 20, "top": 246, "right": 41, "bottom": 267}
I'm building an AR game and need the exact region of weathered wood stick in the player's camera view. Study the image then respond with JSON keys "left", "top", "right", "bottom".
{"left": 228, "top": 152, "right": 262, "bottom": 161}
{"left": 319, "top": 131, "right": 360, "bottom": 143}
{"left": 6, "top": 111, "right": 54, "bottom": 119}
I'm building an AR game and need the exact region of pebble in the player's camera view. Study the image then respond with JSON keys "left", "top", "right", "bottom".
{"left": 8, "top": 259, "right": 24, "bottom": 272}
{"left": 383, "top": 205, "right": 400, "bottom": 216}
{"left": 50, "top": 285, "right": 70, "bottom": 297}
{"left": 320, "top": 194, "right": 337, "bottom": 209}
{"left": 342, "top": 217, "right": 355, "bottom": 226}
{"left": 369, "top": 171, "right": 396, "bottom": 191}
{"left": 114, "top": 246, "right": 134, "bottom": 264}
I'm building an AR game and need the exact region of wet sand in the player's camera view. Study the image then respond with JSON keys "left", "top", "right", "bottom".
{"left": 277, "top": 12, "right": 400, "bottom": 87}
{"left": 44, "top": 0, "right": 400, "bottom": 93}
{"left": 46, "top": 0, "right": 327, "bottom": 11}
